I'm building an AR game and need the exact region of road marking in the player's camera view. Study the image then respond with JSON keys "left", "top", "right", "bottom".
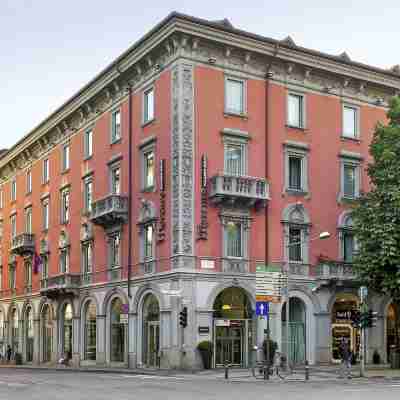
{"left": 120, "top": 375, "right": 185, "bottom": 380}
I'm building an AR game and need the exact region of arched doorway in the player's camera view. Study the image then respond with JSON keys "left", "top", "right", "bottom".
{"left": 142, "top": 294, "right": 160, "bottom": 368}
{"left": 84, "top": 302, "right": 96, "bottom": 361}
{"left": 25, "top": 307, "right": 34, "bottom": 363}
{"left": 386, "top": 303, "right": 400, "bottom": 362}
{"left": 110, "top": 298, "right": 126, "bottom": 363}
{"left": 10, "top": 308, "right": 19, "bottom": 355}
{"left": 0, "top": 310, "right": 4, "bottom": 356}
{"left": 281, "top": 297, "right": 306, "bottom": 364}
{"left": 62, "top": 304, "right": 73, "bottom": 360}
{"left": 331, "top": 293, "right": 359, "bottom": 363}
{"left": 42, "top": 305, "right": 53, "bottom": 363}
{"left": 213, "top": 287, "right": 253, "bottom": 368}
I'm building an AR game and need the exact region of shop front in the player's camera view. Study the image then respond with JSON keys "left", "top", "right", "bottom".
{"left": 331, "top": 294, "right": 359, "bottom": 363}
{"left": 213, "top": 287, "right": 254, "bottom": 368}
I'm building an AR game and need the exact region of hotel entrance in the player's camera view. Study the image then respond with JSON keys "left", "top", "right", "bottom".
{"left": 331, "top": 294, "right": 360, "bottom": 363}
{"left": 213, "top": 287, "right": 254, "bottom": 368}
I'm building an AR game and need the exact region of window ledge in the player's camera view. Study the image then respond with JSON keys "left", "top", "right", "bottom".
{"left": 83, "top": 155, "right": 93, "bottom": 161}
{"left": 286, "top": 189, "right": 308, "bottom": 197}
{"left": 61, "top": 168, "right": 70, "bottom": 175}
{"left": 110, "top": 138, "right": 122, "bottom": 146}
{"left": 340, "top": 135, "right": 361, "bottom": 143}
{"left": 142, "top": 186, "right": 156, "bottom": 193}
{"left": 142, "top": 118, "right": 156, "bottom": 128}
{"left": 285, "top": 124, "right": 307, "bottom": 131}
{"left": 224, "top": 111, "right": 248, "bottom": 120}
{"left": 339, "top": 196, "right": 359, "bottom": 205}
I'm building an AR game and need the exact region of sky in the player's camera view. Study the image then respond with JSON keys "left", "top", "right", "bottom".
{"left": 1, "top": 0, "right": 399, "bottom": 150}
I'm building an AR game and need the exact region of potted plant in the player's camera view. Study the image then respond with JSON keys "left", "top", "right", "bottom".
{"left": 197, "top": 341, "right": 213, "bottom": 369}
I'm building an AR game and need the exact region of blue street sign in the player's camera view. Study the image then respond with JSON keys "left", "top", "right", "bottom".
{"left": 256, "top": 301, "right": 269, "bottom": 316}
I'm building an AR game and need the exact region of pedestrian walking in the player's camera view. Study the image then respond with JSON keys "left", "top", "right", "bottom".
{"left": 6, "top": 345, "right": 12, "bottom": 362}
{"left": 339, "top": 338, "right": 352, "bottom": 379}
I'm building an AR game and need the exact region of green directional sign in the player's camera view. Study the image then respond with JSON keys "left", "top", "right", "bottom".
{"left": 256, "top": 263, "right": 282, "bottom": 273}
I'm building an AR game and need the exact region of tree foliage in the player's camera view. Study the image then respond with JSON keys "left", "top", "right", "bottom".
{"left": 352, "top": 96, "right": 400, "bottom": 300}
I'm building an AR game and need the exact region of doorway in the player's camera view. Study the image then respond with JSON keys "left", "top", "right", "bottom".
{"left": 143, "top": 294, "right": 160, "bottom": 368}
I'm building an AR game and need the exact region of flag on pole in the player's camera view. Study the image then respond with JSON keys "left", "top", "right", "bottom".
{"left": 33, "top": 252, "right": 43, "bottom": 274}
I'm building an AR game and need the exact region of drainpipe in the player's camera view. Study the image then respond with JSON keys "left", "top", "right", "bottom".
{"left": 127, "top": 83, "right": 133, "bottom": 301}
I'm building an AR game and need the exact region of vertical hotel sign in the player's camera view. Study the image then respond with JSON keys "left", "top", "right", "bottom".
{"left": 256, "top": 264, "right": 286, "bottom": 303}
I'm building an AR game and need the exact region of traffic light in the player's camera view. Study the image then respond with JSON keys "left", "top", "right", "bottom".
{"left": 368, "top": 309, "right": 378, "bottom": 328}
{"left": 351, "top": 310, "right": 361, "bottom": 328}
{"left": 360, "top": 311, "right": 369, "bottom": 329}
{"left": 179, "top": 307, "right": 188, "bottom": 328}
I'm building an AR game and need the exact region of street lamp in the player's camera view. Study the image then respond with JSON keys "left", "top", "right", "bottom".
{"left": 285, "top": 231, "right": 331, "bottom": 370}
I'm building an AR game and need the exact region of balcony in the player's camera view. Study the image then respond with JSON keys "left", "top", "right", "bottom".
{"left": 316, "top": 262, "right": 356, "bottom": 283}
{"left": 89, "top": 194, "right": 129, "bottom": 228}
{"left": 289, "top": 263, "right": 311, "bottom": 277}
{"left": 222, "top": 258, "right": 249, "bottom": 273}
{"left": 209, "top": 174, "right": 269, "bottom": 209}
{"left": 40, "top": 273, "right": 81, "bottom": 299}
{"left": 11, "top": 233, "right": 35, "bottom": 256}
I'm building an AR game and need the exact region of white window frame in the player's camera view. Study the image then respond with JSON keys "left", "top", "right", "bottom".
{"left": 25, "top": 206, "right": 32, "bottom": 234}
{"left": 42, "top": 197, "right": 50, "bottom": 231}
{"left": 222, "top": 131, "right": 249, "bottom": 176}
{"left": 339, "top": 153, "right": 362, "bottom": 201}
{"left": 143, "top": 86, "right": 155, "bottom": 124}
{"left": 43, "top": 159, "right": 50, "bottom": 184}
{"left": 60, "top": 187, "right": 70, "bottom": 224}
{"left": 108, "top": 232, "right": 121, "bottom": 269}
{"left": 110, "top": 108, "right": 122, "bottom": 144}
{"left": 62, "top": 143, "right": 70, "bottom": 172}
{"left": 60, "top": 247, "right": 70, "bottom": 273}
{"left": 283, "top": 141, "right": 309, "bottom": 194}
{"left": 109, "top": 163, "right": 121, "bottom": 195}
{"left": 11, "top": 178, "right": 16, "bottom": 202}
{"left": 84, "top": 128, "right": 93, "bottom": 159}
{"left": 287, "top": 91, "right": 306, "bottom": 129}
{"left": 342, "top": 103, "right": 360, "bottom": 139}
{"left": 26, "top": 170, "right": 32, "bottom": 194}
{"left": 83, "top": 175, "right": 93, "bottom": 213}
{"left": 10, "top": 214, "right": 17, "bottom": 240}
{"left": 82, "top": 241, "right": 93, "bottom": 275}
{"left": 140, "top": 140, "right": 156, "bottom": 191}
{"left": 224, "top": 76, "right": 247, "bottom": 116}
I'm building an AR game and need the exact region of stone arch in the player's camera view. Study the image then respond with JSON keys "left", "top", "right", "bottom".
{"left": 38, "top": 299, "right": 55, "bottom": 319}
{"left": 79, "top": 295, "right": 100, "bottom": 319}
{"left": 7, "top": 302, "right": 20, "bottom": 322}
{"left": 55, "top": 298, "right": 77, "bottom": 321}
{"left": 21, "top": 300, "right": 36, "bottom": 321}
{"left": 138, "top": 199, "right": 158, "bottom": 224}
{"left": 338, "top": 210, "right": 353, "bottom": 228}
{"left": 205, "top": 280, "right": 255, "bottom": 311}
{"left": 132, "top": 283, "right": 166, "bottom": 314}
{"left": 327, "top": 289, "right": 360, "bottom": 314}
{"left": 101, "top": 287, "right": 129, "bottom": 316}
{"left": 282, "top": 203, "right": 311, "bottom": 225}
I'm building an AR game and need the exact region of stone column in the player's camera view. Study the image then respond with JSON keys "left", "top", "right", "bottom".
{"left": 33, "top": 318, "right": 40, "bottom": 365}
{"left": 71, "top": 316, "right": 80, "bottom": 367}
{"left": 128, "top": 313, "right": 137, "bottom": 368}
{"left": 315, "top": 312, "right": 331, "bottom": 363}
{"left": 96, "top": 315, "right": 106, "bottom": 365}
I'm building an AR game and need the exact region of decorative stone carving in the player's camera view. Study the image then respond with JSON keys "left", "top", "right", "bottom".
{"left": 197, "top": 155, "right": 208, "bottom": 240}
{"left": 40, "top": 238, "right": 50, "bottom": 255}
{"left": 80, "top": 223, "right": 93, "bottom": 242}
{"left": 59, "top": 230, "right": 70, "bottom": 249}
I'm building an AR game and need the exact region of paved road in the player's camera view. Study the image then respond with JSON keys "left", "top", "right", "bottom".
{"left": 0, "top": 369, "right": 399, "bottom": 400}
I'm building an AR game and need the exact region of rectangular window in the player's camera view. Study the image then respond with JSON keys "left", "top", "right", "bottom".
{"left": 26, "top": 170, "right": 32, "bottom": 194}
{"left": 84, "top": 129, "right": 93, "bottom": 158}
{"left": 0, "top": 265, "right": 2, "bottom": 291}
{"left": 343, "top": 106, "right": 358, "bottom": 138}
{"left": 144, "top": 225, "right": 154, "bottom": 260}
{"left": 61, "top": 188, "right": 70, "bottom": 224}
{"left": 42, "top": 198, "right": 50, "bottom": 231}
{"left": 144, "top": 151, "right": 155, "bottom": 189}
{"left": 224, "top": 144, "right": 244, "bottom": 176}
{"left": 343, "top": 164, "right": 356, "bottom": 198}
{"left": 343, "top": 232, "right": 355, "bottom": 262}
{"left": 62, "top": 144, "right": 70, "bottom": 171}
{"left": 82, "top": 242, "right": 93, "bottom": 274}
{"left": 110, "top": 234, "right": 121, "bottom": 269}
{"left": 110, "top": 166, "right": 121, "bottom": 194}
{"left": 10, "top": 214, "right": 17, "bottom": 240}
{"left": 84, "top": 177, "right": 93, "bottom": 212}
{"left": 41, "top": 255, "right": 49, "bottom": 281}
{"left": 0, "top": 220, "right": 3, "bottom": 239}
{"left": 43, "top": 159, "right": 50, "bottom": 183}
{"left": 289, "top": 227, "right": 302, "bottom": 262}
{"left": 143, "top": 88, "right": 154, "bottom": 123}
{"left": 226, "top": 221, "right": 243, "bottom": 258}
{"left": 0, "top": 188, "right": 3, "bottom": 209}
{"left": 288, "top": 156, "right": 302, "bottom": 190}
{"left": 11, "top": 179, "right": 16, "bottom": 202}
{"left": 225, "top": 78, "right": 245, "bottom": 114}
{"left": 25, "top": 207, "right": 32, "bottom": 234}
{"left": 25, "top": 260, "right": 32, "bottom": 292}
{"left": 288, "top": 93, "right": 304, "bottom": 128}
{"left": 9, "top": 265, "right": 16, "bottom": 290}
{"left": 111, "top": 109, "right": 121, "bottom": 143}
{"left": 60, "top": 248, "right": 69, "bottom": 273}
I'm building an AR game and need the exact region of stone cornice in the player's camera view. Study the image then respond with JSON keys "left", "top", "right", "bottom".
{"left": 1, "top": 12, "right": 399, "bottom": 184}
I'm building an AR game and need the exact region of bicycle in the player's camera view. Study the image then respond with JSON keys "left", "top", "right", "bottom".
{"left": 251, "top": 351, "right": 293, "bottom": 380}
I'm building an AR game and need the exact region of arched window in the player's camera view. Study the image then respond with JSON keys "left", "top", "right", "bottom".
{"left": 338, "top": 212, "right": 357, "bottom": 263}
{"left": 84, "top": 302, "right": 96, "bottom": 361}
{"left": 11, "top": 309, "right": 18, "bottom": 354}
{"left": 42, "top": 305, "right": 53, "bottom": 363}
{"left": 110, "top": 298, "right": 125, "bottom": 363}
{"left": 63, "top": 304, "right": 73, "bottom": 359}
{"left": 0, "top": 310, "right": 4, "bottom": 352}
{"left": 143, "top": 294, "right": 160, "bottom": 367}
{"left": 25, "top": 307, "right": 34, "bottom": 362}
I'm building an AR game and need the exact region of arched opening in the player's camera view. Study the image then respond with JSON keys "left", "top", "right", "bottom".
{"left": 84, "top": 301, "right": 97, "bottom": 361}
{"left": 142, "top": 294, "right": 160, "bottom": 368}
{"left": 281, "top": 297, "right": 306, "bottom": 364}
{"left": 25, "top": 307, "right": 34, "bottom": 363}
{"left": 42, "top": 305, "right": 53, "bottom": 363}
{"left": 386, "top": 302, "right": 400, "bottom": 362}
{"left": 10, "top": 308, "right": 18, "bottom": 355}
{"left": 62, "top": 304, "right": 73, "bottom": 360}
{"left": 110, "top": 298, "right": 126, "bottom": 363}
{"left": 331, "top": 293, "right": 359, "bottom": 363}
{"left": 213, "top": 287, "right": 253, "bottom": 368}
{"left": 0, "top": 310, "right": 4, "bottom": 356}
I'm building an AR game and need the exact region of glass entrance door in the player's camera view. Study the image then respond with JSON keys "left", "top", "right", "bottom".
{"left": 146, "top": 322, "right": 160, "bottom": 368}
{"left": 215, "top": 321, "right": 246, "bottom": 367}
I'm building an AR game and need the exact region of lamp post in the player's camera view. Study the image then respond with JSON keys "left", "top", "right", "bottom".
{"left": 285, "top": 231, "right": 330, "bottom": 370}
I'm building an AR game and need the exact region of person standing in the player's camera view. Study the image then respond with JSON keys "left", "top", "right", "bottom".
{"left": 339, "top": 338, "right": 352, "bottom": 379}
{"left": 6, "top": 345, "right": 12, "bottom": 362}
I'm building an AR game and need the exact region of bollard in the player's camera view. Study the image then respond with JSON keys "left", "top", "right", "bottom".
{"left": 305, "top": 360, "right": 310, "bottom": 381}
{"left": 225, "top": 361, "right": 229, "bottom": 380}
{"left": 263, "top": 361, "right": 270, "bottom": 380}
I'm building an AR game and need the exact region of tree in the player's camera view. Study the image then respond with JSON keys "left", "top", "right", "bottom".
{"left": 352, "top": 96, "right": 400, "bottom": 300}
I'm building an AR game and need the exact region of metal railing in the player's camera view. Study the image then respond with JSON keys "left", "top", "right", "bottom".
{"left": 316, "top": 262, "right": 355, "bottom": 280}
{"left": 11, "top": 233, "right": 35, "bottom": 254}
{"left": 89, "top": 194, "right": 129, "bottom": 226}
